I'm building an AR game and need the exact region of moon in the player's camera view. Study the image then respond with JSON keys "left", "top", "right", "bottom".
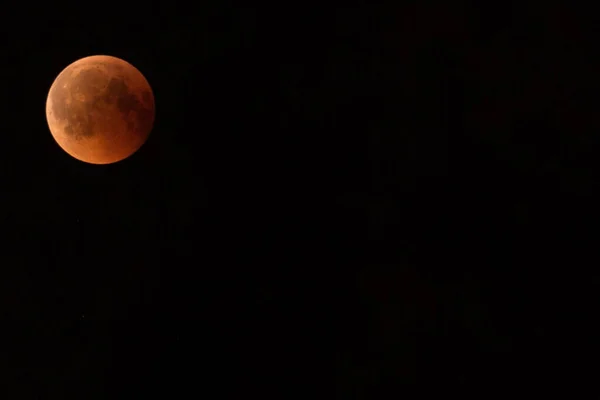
{"left": 46, "top": 55, "right": 155, "bottom": 164}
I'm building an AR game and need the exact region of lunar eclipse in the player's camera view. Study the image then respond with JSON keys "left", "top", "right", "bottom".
{"left": 45, "top": 55, "right": 155, "bottom": 164}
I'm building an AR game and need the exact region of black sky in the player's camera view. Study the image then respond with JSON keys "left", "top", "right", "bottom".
{"left": 1, "top": 2, "right": 598, "bottom": 397}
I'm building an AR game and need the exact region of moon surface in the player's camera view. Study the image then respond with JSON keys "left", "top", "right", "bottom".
{"left": 46, "top": 55, "right": 155, "bottom": 164}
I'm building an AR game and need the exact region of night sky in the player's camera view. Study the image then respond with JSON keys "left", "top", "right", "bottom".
{"left": 1, "top": 2, "right": 598, "bottom": 397}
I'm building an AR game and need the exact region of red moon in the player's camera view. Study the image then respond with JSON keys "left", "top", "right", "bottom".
{"left": 46, "top": 55, "right": 155, "bottom": 164}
